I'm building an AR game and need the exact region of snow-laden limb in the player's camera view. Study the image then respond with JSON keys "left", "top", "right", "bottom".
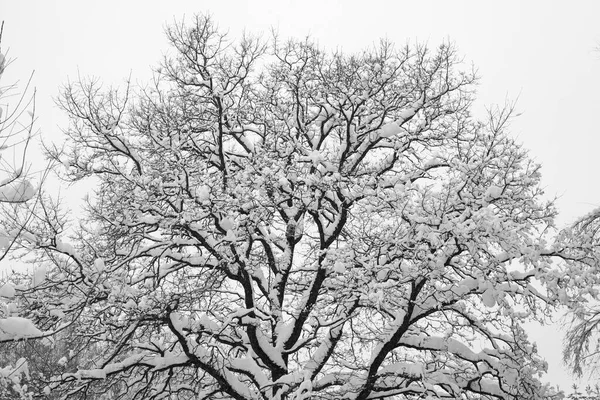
{"left": 51, "top": 353, "right": 147, "bottom": 385}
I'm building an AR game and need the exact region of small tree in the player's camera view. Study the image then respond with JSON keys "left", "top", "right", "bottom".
{"left": 22, "top": 14, "right": 600, "bottom": 400}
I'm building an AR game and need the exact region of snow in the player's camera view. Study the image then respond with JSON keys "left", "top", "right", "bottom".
{"left": 278, "top": 176, "right": 290, "bottom": 189}
{"left": 275, "top": 321, "right": 295, "bottom": 349}
{"left": 481, "top": 288, "right": 497, "bottom": 308}
{"left": 306, "top": 150, "right": 323, "bottom": 165}
{"left": 423, "top": 155, "right": 444, "bottom": 169}
{"left": 220, "top": 217, "right": 235, "bottom": 231}
{"left": 124, "top": 299, "right": 137, "bottom": 309}
{"left": 50, "top": 308, "right": 65, "bottom": 319}
{"left": 332, "top": 260, "right": 345, "bottom": 273}
{"left": 195, "top": 185, "right": 210, "bottom": 202}
{"left": 477, "top": 378, "right": 504, "bottom": 397}
{"left": 398, "top": 95, "right": 425, "bottom": 121}
{"left": 20, "top": 231, "right": 37, "bottom": 244}
{"left": 170, "top": 312, "right": 190, "bottom": 331}
{"left": 0, "top": 283, "right": 15, "bottom": 298}
{"left": 485, "top": 185, "right": 503, "bottom": 199}
{"left": 81, "top": 368, "right": 107, "bottom": 379}
{"left": 255, "top": 329, "right": 287, "bottom": 369}
{"left": 138, "top": 214, "right": 160, "bottom": 224}
{"left": 237, "top": 134, "right": 255, "bottom": 152}
{"left": 60, "top": 353, "right": 146, "bottom": 382}
{"left": 379, "top": 122, "right": 404, "bottom": 138}
{"left": 306, "top": 325, "right": 344, "bottom": 374}
{"left": 229, "top": 357, "right": 268, "bottom": 386}
{"left": 224, "top": 230, "right": 237, "bottom": 242}
{"left": 198, "top": 314, "right": 219, "bottom": 332}
{"left": 55, "top": 239, "right": 79, "bottom": 259}
{"left": 450, "top": 277, "right": 479, "bottom": 296}
{"left": 0, "top": 180, "right": 35, "bottom": 203}
{"left": 94, "top": 258, "right": 105, "bottom": 272}
{"left": 223, "top": 369, "right": 254, "bottom": 397}
{"left": 0, "top": 317, "right": 42, "bottom": 340}
{"left": 150, "top": 352, "right": 189, "bottom": 370}
{"left": 379, "top": 361, "right": 424, "bottom": 377}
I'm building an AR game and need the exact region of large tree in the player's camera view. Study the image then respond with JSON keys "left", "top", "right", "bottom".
{"left": 19, "top": 14, "right": 598, "bottom": 400}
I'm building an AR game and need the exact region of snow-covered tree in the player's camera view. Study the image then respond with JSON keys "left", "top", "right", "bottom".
{"left": 0, "top": 23, "right": 38, "bottom": 259}
{"left": 561, "top": 209, "right": 600, "bottom": 381}
{"left": 20, "top": 14, "right": 600, "bottom": 400}
{"left": 0, "top": 21, "right": 44, "bottom": 398}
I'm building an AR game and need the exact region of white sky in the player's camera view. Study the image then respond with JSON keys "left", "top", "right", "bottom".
{"left": 3, "top": 0, "right": 600, "bottom": 391}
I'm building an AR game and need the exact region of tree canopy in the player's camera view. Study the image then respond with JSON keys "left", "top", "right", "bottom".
{"left": 3, "top": 14, "right": 600, "bottom": 400}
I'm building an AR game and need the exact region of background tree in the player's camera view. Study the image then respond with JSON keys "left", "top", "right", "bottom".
{"left": 19, "top": 14, "right": 599, "bottom": 400}
{"left": 0, "top": 324, "right": 110, "bottom": 400}
{"left": 0, "top": 21, "right": 38, "bottom": 249}
{"left": 0, "top": 21, "right": 47, "bottom": 399}
{"left": 566, "top": 385, "right": 600, "bottom": 400}
{"left": 561, "top": 209, "right": 600, "bottom": 382}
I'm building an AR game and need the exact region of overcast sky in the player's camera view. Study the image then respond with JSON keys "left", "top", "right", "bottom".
{"left": 3, "top": 0, "right": 600, "bottom": 391}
